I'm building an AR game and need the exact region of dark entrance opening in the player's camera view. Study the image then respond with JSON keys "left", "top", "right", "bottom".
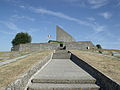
{"left": 60, "top": 43, "right": 63, "bottom": 47}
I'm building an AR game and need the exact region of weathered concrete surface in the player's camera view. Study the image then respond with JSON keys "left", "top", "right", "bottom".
{"left": 52, "top": 53, "right": 71, "bottom": 59}
{"left": 28, "top": 83, "right": 99, "bottom": 90}
{"left": 52, "top": 50, "right": 71, "bottom": 59}
{"left": 56, "top": 25, "right": 75, "bottom": 42}
{"left": 12, "top": 41, "right": 96, "bottom": 51}
{"left": 27, "top": 50, "right": 99, "bottom": 90}
{"left": 31, "top": 59, "right": 96, "bottom": 84}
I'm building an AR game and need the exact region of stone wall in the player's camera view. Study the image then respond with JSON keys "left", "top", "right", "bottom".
{"left": 4, "top": 53, "right": 52, "bottom": 90}
{"left": 11, "top": 45, "right": 20, "bottom": 51}
{"left": 12, "top": 43, "right": 60, "bottom": 51}
{"left": 12, "top": 41, "right": 96, "bottom": 51}
{"left": 65, "top": 41, "right": 95, "bottom": 50}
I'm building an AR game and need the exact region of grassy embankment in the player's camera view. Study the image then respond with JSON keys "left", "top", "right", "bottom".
{"left": 0, "top": 51, "right": 31, "bottom": 61}
{"left": 71, "top": 50, "right": 120, "bottom": 84}
{"left": 0, "top": 50, "right": 52, "bottom": 88}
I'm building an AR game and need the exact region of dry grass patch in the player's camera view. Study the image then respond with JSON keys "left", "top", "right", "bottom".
{"left": 71, "top": 50, "right": 120, "bottom": 84}
{"left": 0, "top": 50, "right": 52, "bottom": 88}
{"left": 0, "top": 51, "right": 32, "bottom": 61}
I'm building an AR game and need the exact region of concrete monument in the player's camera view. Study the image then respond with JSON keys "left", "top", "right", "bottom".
{"left": 11, "top": 26, "right": 96, "bottom": 51}
{"left": 56, "top": 26, "right": 75, "bottom": 42}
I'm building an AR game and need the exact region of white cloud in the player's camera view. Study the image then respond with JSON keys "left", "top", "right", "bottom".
{"left": 87, "top": 0, "right": 108, "bottom": 8}
{"left": 92, "top": 24, "right": 106, "bottom": 32}
{"left": 0, "top": 21, "right": 27, "bottom": 33}
{"left": 57, "top": 0, "right": 86, "bottom": 7}
{"left": 30, "top": 7, "right": 90, "bottom": 25}
{"left": 0, "top": 21, "right": 41, "bottom": 35}
{"left": 100, "top": 12, "right": 112, "bottom": 19}
{"left": 11, "top": 15, "right": 35, "bottom": 21}
{"left": 30, "top": 7, "right": 106, "bottom": 33}
{"left": 6, "top": 22, "right": 19, "bottom": 31}
{"left": 0, "top": 30, "right": 15, "bottom": 35}
{"left": 87, "top": 17, "right": 95, "bottom": 21}
{"left": 19, "top": 5, "right": 25, "bottom": 9}
{"left": 63, "top": 0, "right": 80, "bottom": 3}
{"left": 117, "top": 0, "right": 120, "bottom": 7}
{"left": 0, "top": 21, "right": 19, "bottom": 31}
{"left": 58, "top": 0, "right": 110, "bottom": 8}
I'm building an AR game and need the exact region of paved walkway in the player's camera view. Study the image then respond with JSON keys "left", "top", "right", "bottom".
{"left": 0, "top": 53, "right": 32, "bottom": 66}
{"left": 27, "top": 50, "right": 99, "bottom": 90}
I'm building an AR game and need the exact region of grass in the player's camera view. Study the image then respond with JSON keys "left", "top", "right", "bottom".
{"left": 0, "top": 59, "right": 3, "bottom": 61}
{"left": 0, "top": 51, "right": 32, "bottom": 61}
{"left": 89, "top": 49, "right": 120, "bottom": 53}
{"left": 48, "top": 40, "right": 64, "bottom": 43}
{"left": 0, "top": 50, "right": 52, "bottom": 88}
{"left": 0, "top": 52, "right": 9, "bottom": 56}
{"left": 71, "top": 50, "right": 120, "bottom": 84}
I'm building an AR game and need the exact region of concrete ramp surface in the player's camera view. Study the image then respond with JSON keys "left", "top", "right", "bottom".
{"left": 27, "top": 50, "right": 99, "bottom": 90}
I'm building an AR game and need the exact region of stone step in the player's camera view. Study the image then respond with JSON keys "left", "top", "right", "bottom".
{"left": 26, "top": 51, "right": 100, "bottom": 90}
{"left": 55, "top": 50, "right": 69, "bottom": 53}
{"left": 31, "top": 59, "right": 96, "bottom": 84}
{"left": 31, "top": 78, "right": 96, "bottom": 84}
{"left": 52, "top": 53, "right": 71, "bottom": 59}
{"left": 27, "top": 83, "right": 99, "bottom": 90}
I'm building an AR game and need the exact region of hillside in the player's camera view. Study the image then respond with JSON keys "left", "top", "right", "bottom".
{"left": 71, "top": 50, "right": 120, "bottom": 84}
{"left": 0, "top": 50, "right": 52, "bottom": 88}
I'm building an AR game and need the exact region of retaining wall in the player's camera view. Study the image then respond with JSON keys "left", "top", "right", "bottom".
{"left": 19, "top": 43, "right": 60, "bottom": 51}
{"left": 12, "top": 41, "right": 96, "bottom": 51}
{"left": 65, "top": 41, "right": 95, "bottom": 50}
{"left": 70, "top": 53, "right": 120, "bottom": 90}
{"left": 4, "top": 53, "right": 52, "bottom": 90}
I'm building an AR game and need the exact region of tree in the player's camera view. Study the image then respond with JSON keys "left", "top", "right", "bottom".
{"left": 12, "top": 32, "right": 32, "bottom": 46}
{"left": 96, "top": 44, "right": 102, "bottom": 49}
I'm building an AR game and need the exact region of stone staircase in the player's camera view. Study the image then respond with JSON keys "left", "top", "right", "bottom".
{"left": 27, "top": 50, "right": 99, "bottom": 90}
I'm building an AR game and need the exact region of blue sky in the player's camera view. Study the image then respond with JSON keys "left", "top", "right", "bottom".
{"left": 0, "top": 0, "right": 120, "bottom": 51}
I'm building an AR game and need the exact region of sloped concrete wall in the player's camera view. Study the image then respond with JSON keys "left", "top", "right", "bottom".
{"left": 56, "top": 26, "right": 75, "bottom": 42}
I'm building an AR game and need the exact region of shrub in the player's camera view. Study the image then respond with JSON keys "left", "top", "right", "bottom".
{"left": 96, "top": 44, "right": 102, "bottom": 49}
{"left": 48, "top": 40, "right": 64, "bottom": 43}
{"left": 12, "top": 32, "right": 32, "bottom": 46}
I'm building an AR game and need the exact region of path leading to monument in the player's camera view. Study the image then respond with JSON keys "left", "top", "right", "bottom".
{"left": 27, "top": 50, "right": 99, "bottom": 90}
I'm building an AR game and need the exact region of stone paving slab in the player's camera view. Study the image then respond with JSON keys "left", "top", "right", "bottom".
{"left": 28, "top": 83, "right": 99, "bottom": 90}
{"left": 55, "top": 50, "right": 69, "bottom": 53}
{"left": 52, "top": 53, "right": 71, "bottom": 59}
{"left": 31, "top": 59, "right": 96, "bottom": 84}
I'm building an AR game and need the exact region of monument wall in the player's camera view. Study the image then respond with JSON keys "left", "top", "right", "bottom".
{"left": 17, "top": 43, "right": 60, "bottom": 51}
{"left": 11, "top": 26, "right": 96, "bottom": 51}
{"left": 12, "top": 41, "right": 96, "bottom": 51}
{"left": 56, "top": 26, "right": 75, "bottom": 42}
{"left": 65, "top": 41, "right": 95, "bottom": 50}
